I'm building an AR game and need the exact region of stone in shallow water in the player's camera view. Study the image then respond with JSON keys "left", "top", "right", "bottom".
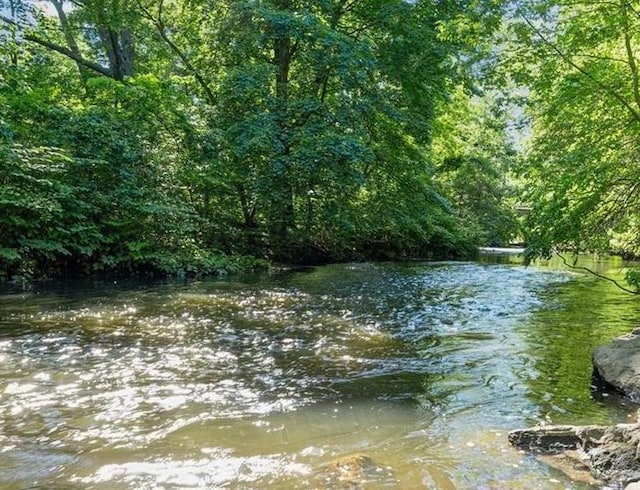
{"left": 509, "top": 422, "right": 640, "bottom": 487}
{"left": 592, "top": 328, "right": 640, "bottom": 400}
{"left": 507, "top": 424, "right": 605, "bottom": 453}
{"left": 537, "top": 451, "right": 600, "bottom": 486}
{"left": 318, "top": 453, "right": 394, "bottom": 487}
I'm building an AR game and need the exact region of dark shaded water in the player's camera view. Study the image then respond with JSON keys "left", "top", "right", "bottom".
{"left": 0, "top": 256, "right": 638, "bottom": 488}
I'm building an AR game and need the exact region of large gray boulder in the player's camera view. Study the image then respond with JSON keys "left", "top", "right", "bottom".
{"left": 593, "top": 328, "right": 640, "bottom": 400}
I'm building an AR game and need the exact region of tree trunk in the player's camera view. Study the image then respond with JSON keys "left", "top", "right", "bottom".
{"left": 50, "top": 0, "right": 89, "bottom": 84}
{"left": 270, "top": 0, "right": 296, "bottom": 254}
{"left": 98, "top": 27, "right": 135, "bottom": 81}
{"left": 8, "top": 0, "right": 18, "bottom": 65}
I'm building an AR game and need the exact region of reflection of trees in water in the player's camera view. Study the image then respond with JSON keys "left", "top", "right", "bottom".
{"left": 517, "top": 273, "right": 640, "bottom": 426}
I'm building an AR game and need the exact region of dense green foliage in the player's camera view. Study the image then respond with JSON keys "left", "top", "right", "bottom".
{"left": 432, "top": 89, "right": 519, "bottom": 247}
{"left": 505, "top": 0, "right": 640, "bottom": 291}
{"left": 0, "top": 0, "right": 516, "bottom": 281}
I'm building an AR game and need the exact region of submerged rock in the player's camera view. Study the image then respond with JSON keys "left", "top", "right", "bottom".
{"left": 592, "top": 328, "right": 640, "bottom": 400}
{"left": 318, "top": 453, "right": 394, "bottom": 488}
{"left": 509, "top": 421, "right": 640, "bottom": 487}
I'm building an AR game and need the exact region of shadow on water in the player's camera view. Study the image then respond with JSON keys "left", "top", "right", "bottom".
{"left": 0, "top": 256, "right": 637, "bottom": 488}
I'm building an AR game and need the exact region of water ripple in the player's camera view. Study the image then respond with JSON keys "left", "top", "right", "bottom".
{"left": 0, "top": 260, "right": 637, "bottom": 488}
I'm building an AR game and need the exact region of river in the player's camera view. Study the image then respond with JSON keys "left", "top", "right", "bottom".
{"left": 0, "top": 254, "right": 639, "bottom": 489}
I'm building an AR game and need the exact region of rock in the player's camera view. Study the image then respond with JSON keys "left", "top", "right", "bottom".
{"left": 507, "top": 424, "right": 606, "bottom": 453}
{"left": 509, "top": 422, "right": 640, "bottom": 487}
{"left": 512, "top": 329, "right": 640, "bottom": 487}
{"left": 537, "top": 451, "right": 600, "bottom": 486}
{"left": 593, "top": 328, "right": 640, "bottom": 400}
{"left": 319, "top": 453, "right": 394, "bottom": 487}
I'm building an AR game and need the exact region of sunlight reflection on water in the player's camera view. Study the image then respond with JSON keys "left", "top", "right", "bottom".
{"left": 0, "top": 259, "right": 638, "bottom": 488}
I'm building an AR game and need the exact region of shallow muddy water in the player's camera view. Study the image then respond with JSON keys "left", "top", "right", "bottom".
{"left": 1, "top": 256, "right": 639, "bottom": 488}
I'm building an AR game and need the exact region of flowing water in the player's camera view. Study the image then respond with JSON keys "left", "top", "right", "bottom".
{"left": 1, "top": 255, "right": 639, "bottom": 489}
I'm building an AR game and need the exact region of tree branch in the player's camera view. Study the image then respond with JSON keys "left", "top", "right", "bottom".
{"left": 50, "top": 0, "right": 89, "bottom": 83}
{"left": 520, "top": 14, "right": 640, "bottom": 123}
{"left": 557, "top": 253, "right": 639, "bottom": 294}
{"left": 0, "top": 13, "right": 114, "bottom": 78}
{"left": 620, "top": 0, "right": 640, "bottom": 113}
{"left": 136, "top": 0, "right": 217, "bottom": 105}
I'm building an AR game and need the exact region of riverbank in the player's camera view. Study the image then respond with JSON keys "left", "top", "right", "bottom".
{"left": 0, "top": 244, "right": 485, "bottom": 288}
{"left": 510, "top": 329, "right": 640, "bottom": 488}
{"left": 509, "top": 419, "right": 640, "bottom": 488}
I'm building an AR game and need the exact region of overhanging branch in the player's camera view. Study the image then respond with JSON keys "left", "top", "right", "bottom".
{"left": 557, "top": 253, "right": 639, "bottom": 294}
{"left": 0, "top": 14, "right": 113, "bottom": 78}
{"left": 520, "top": 14, "right": 640, "bottom": 124}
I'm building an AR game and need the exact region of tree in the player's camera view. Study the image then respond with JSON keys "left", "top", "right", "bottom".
{"left": 0, "top": 1, "right": 236, "bottom": 279}
{"left": 506, "top": 0, "right": 640, "bottom": 291}
{"left": 0, "top": 0, "right": 513, "bottom": 280}
{"left": 432, "top": 88, "right": 520, "bottom": 247}
{"left": 195, "top": 0, "right": 507, "bottom": 261}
